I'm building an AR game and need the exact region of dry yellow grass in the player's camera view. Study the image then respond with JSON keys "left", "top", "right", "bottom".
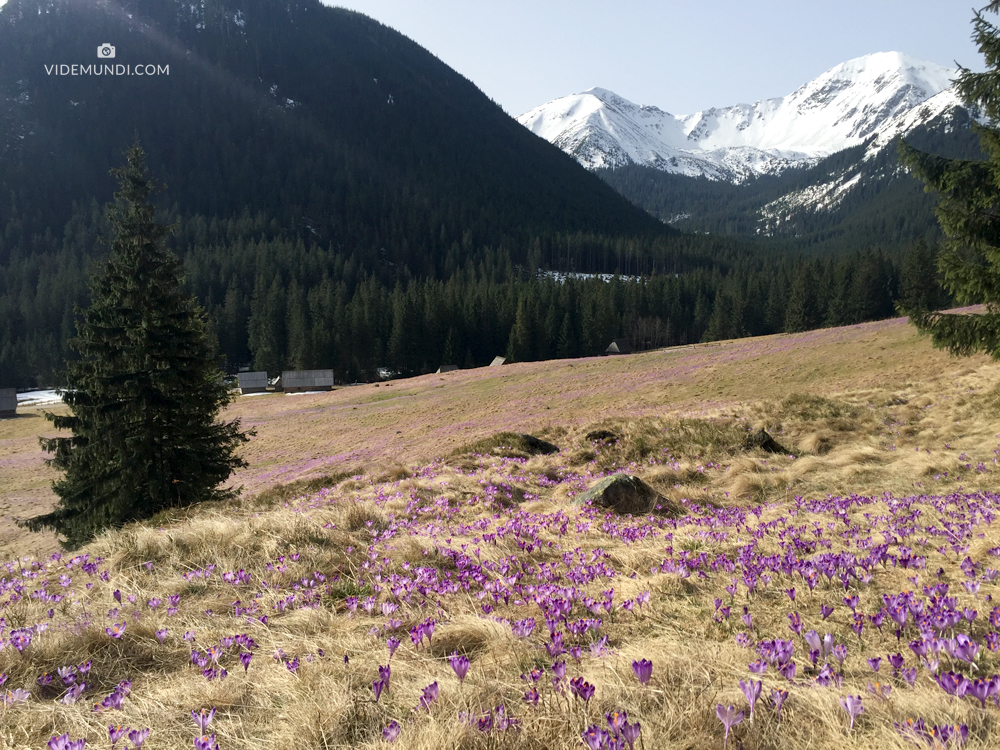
{"left": 0, "top": 312, "right": 999, "bottom": 749}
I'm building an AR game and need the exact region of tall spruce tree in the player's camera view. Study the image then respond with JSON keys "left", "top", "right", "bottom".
{"left": 25, "top": 143, "right": 251, "bottom": 548}
{"left": 898, "top": 1, "right": 1000, "bottom": 356}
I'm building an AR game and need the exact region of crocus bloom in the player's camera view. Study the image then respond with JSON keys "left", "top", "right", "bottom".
{"left": 840, "top": 695, "right": 864, "bottom": 731}
{"left": 581, "top": 726, "right": 607, "bottom": 750}
{"left": 632, "top": 659, "right": 653, "bottom": 685}
{"left": 48, "top": 735, "right": 86, "bottom": 750}
{"left": 418, "top": 681, "right": 439, "bottom": 711}
{"left": 382, "top": 721, "right": 401, "bottom": 742}
{"left": 450, "top": 653, "right": 470, "bottom": 683}
{"left": 739, "top": 679, "right": 762, "bottom": 719}
{"left": 621, "top": 720, "right": 641, "bottom": 750}
{"left": 716, "top": 704, "right": 744, "bottom": 750}
{"left": 109, "top": 726, "right": 129, "bottom": 747}
{"left": 4, "top": 688, "right": 29, "bottom": 705}
{"left": 191, "top": 708, "right": 216, "bottom": 733}
{"left": 607, "top": 710, "right": 628, "bottom": 734}
{"left": 127, "top": 728, "right": 149, "bottom": 748}
{"left": 770, "top": 688, "right": 788, "bottom": 719}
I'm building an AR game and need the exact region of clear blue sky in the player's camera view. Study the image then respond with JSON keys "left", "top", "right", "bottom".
{"left": 328, "top": 0, "right": 986, "bottom": 115}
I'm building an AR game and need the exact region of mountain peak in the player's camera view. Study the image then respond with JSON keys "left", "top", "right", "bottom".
{"left": 518, "top": 53, "right": 961, "bottom": 182}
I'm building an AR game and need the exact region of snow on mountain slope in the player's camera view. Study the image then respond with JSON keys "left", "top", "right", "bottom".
{"left": 518, "top": 52, "right": 961, "bottom": 182}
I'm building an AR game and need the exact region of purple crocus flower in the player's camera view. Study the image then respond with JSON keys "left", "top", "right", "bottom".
{"left": 552, "top": 661, "right": 566, "bottom": 681}
{"left": 105, "top": 622, "right": 126, "bottom": 639}
{"left": 621, "top": 720, "right": 641, "bottom": 750}
{"left": 740, "top": 679, "right": 762, "bottom": 719}
{"left": 867, "top": 657, "right": 882, "bottom": 673}
{"left": 716, "top": 704, "right": 744, "bottom": 750}
{"left": 372, "top": 677, "right": 386, "bottom": 703}
{"left": 127, "top": 728, "right": 149, "bottom": 748}
{"left": 108, "top": 726, "right": 129, "bottom": 747}
{"left": 569, "top": 677, "right": 595, "bottom": 703}
{"left": 154, "top": 628, "right": 168, "bottom": 644}
{"left": 839, "top": 695, "right": 864, "bottom": 731}
{"left": 820, "top": 605, "right": 834, "bottom": 620}
{"left": 48, "top": 734, "right": 86, "bottom": 750}
{"left": 778, "top": 661, "right": 797, "bottom": 681}
{"left": 194, "top": 734, "right": 218, "bottom": 750}
{"left": 382, "top": 721, "right": 401, "bottom": 743}
{"left": 770, "top": 688, "right": 788, "bottom": 719}
{"left": 788, "top": 612, "right": 803, "bottom": 635}
{"left": 386, "top": 637, "right": 401, "bottom": 658}
{"left": 418, "top": 681, "right": 439, "bottom": 711}
{"left": 61, "top": 683, "right": 86, "bottom": 705}
{"left": 632, "top": 659, "right": 653, "bottom": 685}
{"left": 581, "top": 725, "right": 608, "bottom": 750}
{"left": 191, "top": 708, "right": 216, "bottom": 734}
{"left": 450, "top": 653, "right": 470, "bottom": 683}
{"left": 239, "top": 652, "right": 252, "bottom": 672}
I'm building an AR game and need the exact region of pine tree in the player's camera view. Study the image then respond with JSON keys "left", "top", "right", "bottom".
{"left": 898, "top": 1, "right": 1000, "bottom": 356}
{"left": 24, "top": 144, "right": 251, "bottom": 548}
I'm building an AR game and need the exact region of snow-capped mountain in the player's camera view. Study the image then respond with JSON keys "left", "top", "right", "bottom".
{"left": 518, "top": 52, "right": 962, "bottom": 182}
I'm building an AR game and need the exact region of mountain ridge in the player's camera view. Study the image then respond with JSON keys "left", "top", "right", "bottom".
{"left": 518, "top": 52, "right": 961, "bottom": 182}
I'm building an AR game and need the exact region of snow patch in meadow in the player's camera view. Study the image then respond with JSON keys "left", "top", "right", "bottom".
{"left": 16, "top": 390, "right": 62, "bottom": 406}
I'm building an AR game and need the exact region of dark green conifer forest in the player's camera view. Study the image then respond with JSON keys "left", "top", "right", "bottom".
{"left": 0, "top": 0, "right": 964, "bottom": 388}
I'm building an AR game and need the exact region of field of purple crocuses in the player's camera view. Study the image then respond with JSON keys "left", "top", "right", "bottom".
{"left": 2, "top": 314, "right": 1000, "bottom": 749}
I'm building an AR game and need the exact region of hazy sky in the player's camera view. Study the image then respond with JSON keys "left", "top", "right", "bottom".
{"left": 327, "top": 0, "right": 986, "bottom": 116}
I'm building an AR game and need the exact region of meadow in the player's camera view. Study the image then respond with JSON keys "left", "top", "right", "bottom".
{"left": 1, "top": 311, "right": 999, "bottom": 749}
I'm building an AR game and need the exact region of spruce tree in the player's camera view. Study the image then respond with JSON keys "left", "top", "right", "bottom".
{"left": 25, "top": 144, "right": 251, "bottom": 549}
{"left": 898, "top": 1, "right": 1000, "bottom": 356}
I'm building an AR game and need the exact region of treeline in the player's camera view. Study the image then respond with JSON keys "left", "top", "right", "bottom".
{"left": 224, "top": 242, "right": 947, "bottom": 382}
{"left": 0, "top": 196, "right": 952, "bottom": 388}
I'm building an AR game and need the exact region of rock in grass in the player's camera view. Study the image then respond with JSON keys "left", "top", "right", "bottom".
{"left": 585, "top": 429, "right": 619, "bottom": 444}
{"left": 742, "top": 428, "right": 794, "bottom": 456}
{"left": 575, "top": 473, "right": 667, "bottom": 516}
{"left": 457, "top": 432, "right": 559, "bottom": 458}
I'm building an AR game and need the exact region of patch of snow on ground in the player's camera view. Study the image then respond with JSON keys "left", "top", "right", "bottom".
{"left": 16, "top": 390, "right": 62, "bottom": 406}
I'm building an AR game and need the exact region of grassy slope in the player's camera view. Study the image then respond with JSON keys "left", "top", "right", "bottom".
{"left": 1, "top": 311, "right": 999, "bottom": 749}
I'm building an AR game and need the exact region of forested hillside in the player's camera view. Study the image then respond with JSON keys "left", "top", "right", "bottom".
{"left": 0, "top": 0, "right": 962, "bottom": 387}
{"left": 597, "top": 108, "right": 984, "bottom": 253}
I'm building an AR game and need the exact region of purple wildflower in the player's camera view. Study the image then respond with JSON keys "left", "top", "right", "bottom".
{"left": 450, "top": 653, "right": 470, "bottom": 683}
{"left": 382, "top": 721, "right": 401, "bottom": 743}
{"left": 839, "top": 695, "right": 864, "bottom": 731}
{"left": 632, "top": 658, "right": 653, "bottom": 685}
{"left": 716, "top": 704, "right": 744, "bottom": 750}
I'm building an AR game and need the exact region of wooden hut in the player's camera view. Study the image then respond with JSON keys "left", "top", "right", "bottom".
{"left": 280, "top": 369, "right": 334, "bottom": 393}
{"left": 489, "top": 356, "right": 506, "bottom": 367}
{"left": 237, "top": 371, "right": 269, "bottom": 395}
{"left": 436, "top": 365, "right": 459, "bottom": 374}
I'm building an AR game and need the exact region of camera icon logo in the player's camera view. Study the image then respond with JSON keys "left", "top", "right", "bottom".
{"left": 97, "top": 44, "right": 115, "bottom": 59}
